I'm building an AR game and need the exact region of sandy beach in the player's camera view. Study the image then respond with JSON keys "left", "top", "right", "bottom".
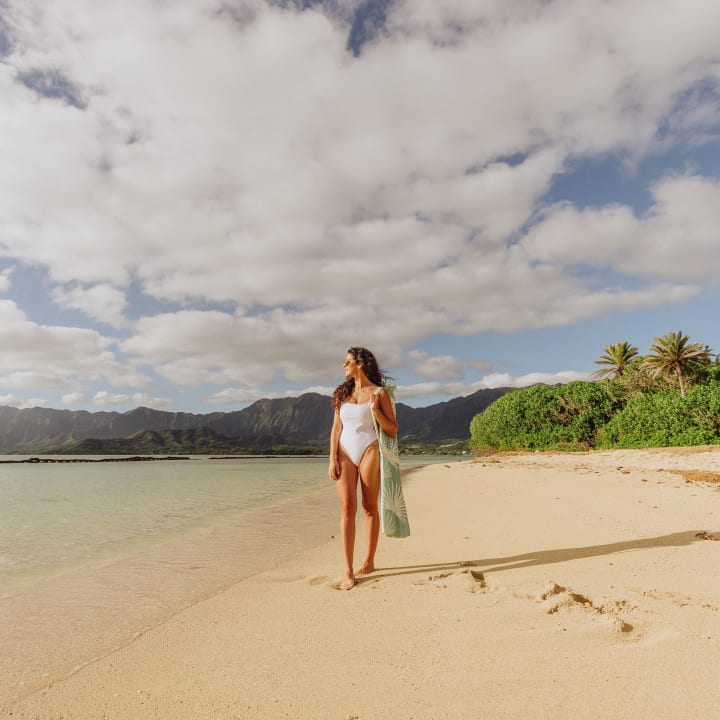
{"left": 3, "top": 447, "right": 720, "bottom": 720}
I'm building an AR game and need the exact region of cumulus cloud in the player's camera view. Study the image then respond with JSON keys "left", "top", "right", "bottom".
{"left": 206, "top": 384, "right": 335, "bottom": 405}
{"left": 62, "top": 390, "right": 172, "bottom": 412}
{"left": 473, "top": 370, "right": 591, "bottom": 389}
{"left": 0, "top": 0, "right": 719, "bottom": 407}
{"left": 61, "top": 392, "right": 87, "bottom": 407}
{"left": 208, "top": 370, "right": 590, "bottom": 405}
{"left": 120, "top": 308, "right": 407, "bottom": 389}
{"left": 0, "top": 299, "right": 150, "bottom": 390}
{"left": 0, "top": 267, "right": 11, "bottom": 293}
{"left": 0, "top": 394, "right": 47, "bottom": 409}
{"left": 51, "top": 284, "right": 129, "bottom": 328}
{"left": 521, "top": 174, "right": 720, "bottom": 281}
{"left": 90, "top": 391, "right": 172, "bottom": 409}
{"left": 396, "top": 370, "right": 591, "bottom": 401}
{"left": 3, "top": 1, "right": 718, "bottom": 300}
{"left": 408, "top": 350, "right": 464, "bottom": 382}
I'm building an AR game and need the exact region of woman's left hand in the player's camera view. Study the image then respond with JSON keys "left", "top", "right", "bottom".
{"left": 371, "top": 387, "right": 398, "bottom": 437}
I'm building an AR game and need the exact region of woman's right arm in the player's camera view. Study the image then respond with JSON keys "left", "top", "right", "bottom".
{"left": 328, "top": 410, "right": 342, "bottom": 481}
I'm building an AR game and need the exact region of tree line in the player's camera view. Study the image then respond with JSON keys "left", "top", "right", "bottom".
{"left": 470, "top": 331, "right": 720, "bottom": 452}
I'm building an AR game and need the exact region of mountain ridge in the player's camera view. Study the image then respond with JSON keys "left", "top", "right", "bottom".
{"left": 0, "top": 388, "right": 510, "bottom": 453}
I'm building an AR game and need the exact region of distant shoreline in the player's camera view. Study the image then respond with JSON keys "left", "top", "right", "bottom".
{"left": 0, "top": 450, "right": 467, "bottom": 463}
{"left": 0, "top": 455, "right": 191, "bottom": 464}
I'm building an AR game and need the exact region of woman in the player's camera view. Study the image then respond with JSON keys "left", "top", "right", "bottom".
{"left": 329, "top": 347, "right": 398, "bottom": 590}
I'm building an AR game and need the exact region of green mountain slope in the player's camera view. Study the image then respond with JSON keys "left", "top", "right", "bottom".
{"left": 0, "top": 388, "right": 510, "bottom": 453}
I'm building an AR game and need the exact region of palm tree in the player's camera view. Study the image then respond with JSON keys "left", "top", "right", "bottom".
{"left": 593, "top": 341, "right": 639, "bottom": 379}
{"left": 641, "top": 331, "right": 712, "bottom": 397}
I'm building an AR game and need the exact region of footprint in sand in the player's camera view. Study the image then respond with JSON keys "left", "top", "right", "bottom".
{"left": 466, "top": 569, "right": 488, "bottom": 592}
{"left": 308, "top": 575, "right": 331, "bottom": 586}
{"left": 534, "top": 581, "right": 634, "bottom": 634}
{"left": 412, "top": 571, "right": 455, "bottom": 588}
{"left": 636, "top": 588, "right": 720, "bottom": 612}
{"left": 413, "top": 569, "right": 490, "bottom": 593}
{"left": 695, "top": 531, "right": 720, "bottom": 541}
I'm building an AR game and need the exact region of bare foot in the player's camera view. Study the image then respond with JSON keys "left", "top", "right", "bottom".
{"left": 357, "top": 562, "right": 375, "bottom": 576}
{"left": 338, "top": 573, "right": 355, "bottom": 590}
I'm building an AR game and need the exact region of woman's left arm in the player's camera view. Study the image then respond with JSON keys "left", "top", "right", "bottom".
{"left": 371, "top": 388, "right": 398, "bottom": 437}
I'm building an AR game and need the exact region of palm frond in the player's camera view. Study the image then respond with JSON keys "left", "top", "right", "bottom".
{"left": 593, "top": 341, "right": 639, "bottom": 379}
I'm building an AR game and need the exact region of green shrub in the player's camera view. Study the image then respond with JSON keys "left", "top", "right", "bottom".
{"left": 469, "top": 381, "right": 616, "bottom": 452}
{"left": 598, "top": 382, "right": 720, "bottom": 448}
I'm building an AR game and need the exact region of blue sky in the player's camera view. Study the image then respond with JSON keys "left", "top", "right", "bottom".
{"left": 2, "top": 0, "right": 720, "bottom": 413}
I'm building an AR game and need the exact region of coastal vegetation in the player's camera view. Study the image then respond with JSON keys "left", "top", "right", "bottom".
{"left": 53, "top": 428, "right": 328, "bottom": 456}
{"left": 470, "top": 331, "right": 720, "bottom": 452}
{"left": 55, "top": 429, "right": 468, "bottom": 456}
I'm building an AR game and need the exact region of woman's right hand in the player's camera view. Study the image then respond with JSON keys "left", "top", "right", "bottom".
{"left": 328, "top": 457, "right": 340, "bottom": 481}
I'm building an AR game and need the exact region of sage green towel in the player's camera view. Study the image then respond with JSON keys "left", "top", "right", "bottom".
{"left": 375, "top": 387, "right": 410, "bottom": 538}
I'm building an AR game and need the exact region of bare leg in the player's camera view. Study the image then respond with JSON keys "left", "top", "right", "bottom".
{"left": 334, "top": 448, "right": 358, "bottom": 590}
{"left": 357, "top": 442, "right": 380, "bottom": 576}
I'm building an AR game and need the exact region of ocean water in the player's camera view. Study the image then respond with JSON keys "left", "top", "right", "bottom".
{"left": 0, "top": 455, "right": 454, "bottom": 586}
{"left": 0, "top": 454, "right": 460, "bottom": 707}
{"left": 0, "top": 456, "right": 332, "bottom": 586}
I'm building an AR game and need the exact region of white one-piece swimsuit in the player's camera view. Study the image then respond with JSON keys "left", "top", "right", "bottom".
{"left": 339, "top": 401, "right": 378, "bottom": 466}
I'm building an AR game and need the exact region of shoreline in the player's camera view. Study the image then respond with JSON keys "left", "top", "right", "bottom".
{"left": 4, "top": 447, "right": 720, "bottom": 719}
{"left": 0, "top": 455, "right": 191, "bottom": 464}
{"left": 0, "top": 452, "right": 466, "bottom": 464}
{"left": 0, "top": 480, "right": 340, "bottom": 709}
{"left": 0, "top": 460, "right": 437, "bottom": 711}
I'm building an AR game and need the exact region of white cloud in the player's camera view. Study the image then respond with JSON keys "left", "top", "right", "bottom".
{"left": 2, "top": 0, "right": 718, "bottom": 308}
{"left": 396, "top": 370, "right": 591, "bottom": 401}
{"left": 473, "top": 370, "right": 591, "bottom": 389}
{"left": 116, "top": 269, "right": 699, "bottom": 398}
{"left": 61, "top": 392, "right": 87, "bottom": 406}
{"left": 0, "top": 371, "right": 71, "bottom": 390}
{"left": 120, "top": 309, "right": 407, "bottom": 388}
{"left": 631, "top": 175, "right": 720, "bottom": 278}
{"left": 65, "top": 391, "right": 170, "bottom": 410}
{"left": 51, "top": 284, "right": 129, "bottom": 328}
{"left": 91, "top": 391, "right": 172, "bottom": 409}
{"left": 520, "top": 203, "right": 636, "bottom": 267}
{"left": 0, "top": 267, "right": 11, "bottom": 293}
{"left": 408, "top": 350, "right": 464, "bottom": 382}
{"left": 0, "top": 299, "right": 150, "bottom": 389}
{"left": 521, "top": 174, "right": 720, "bottom": 281}
{"left": 0, "top": 394, "right": 47, "bottom": 409}
{"left": 206, "top": 385, "right": 335, "bottom": 405}
{"left": 0, "top": 1, "right": 719, "bottom": 407}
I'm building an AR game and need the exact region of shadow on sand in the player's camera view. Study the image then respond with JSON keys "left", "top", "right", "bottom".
{"left": 357, "top": 530, "right": 718, "bottom": 585}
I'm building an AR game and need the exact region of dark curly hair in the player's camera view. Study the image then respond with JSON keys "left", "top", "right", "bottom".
{"left": 332, "top": 347, "right": 389, "bottom": 410}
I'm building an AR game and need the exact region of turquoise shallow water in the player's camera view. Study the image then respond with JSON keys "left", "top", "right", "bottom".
{"left": 0, "top": 455, "right": 460, "bottom": 587}
{"left": 0, "top": 454, "right": 462, "bottom": 707}
{"left": 0, "top": 455, "right": 458, "bottom": 586}
{"left": 0, "top": 456, "right": 329, "bottom": 585}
